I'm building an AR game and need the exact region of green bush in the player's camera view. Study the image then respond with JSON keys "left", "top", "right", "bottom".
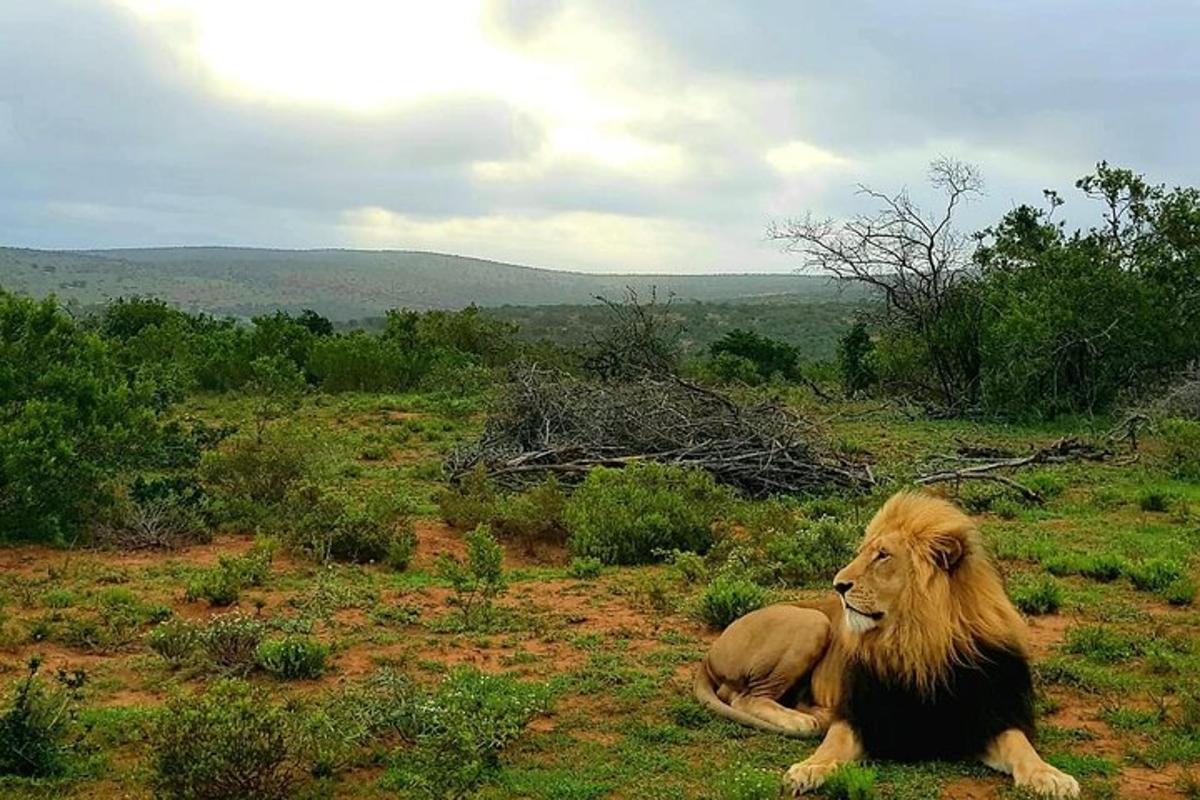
{"left": 386, "top": 527, "right": 418, "bottom": 572}
{"left": 282, "top": 483, "right": 414, "bottom": 565}
{"left": 0, "top": 658, "right": 81, "bottom": 777}
{"left": 383, "top": 668, "right": 551, "bottom": 799}
{"left": 185, "top": 545, "right": 273, "bottom": 607}
{"left": 436, "top": 525, "right": 507, "bottom": 630}
{"left": 0, "top": 290, "right": 168, "bottom": 542}
{"left": 697, "top": 575, "right": 768, "bottom": 629}
{"left": 1128, "top": 559, "right": 1185, "bottom": 593}
{"left": 1010, "top": 574, "right": 1063, "bottom": 615}
{"left": 1164, "top": 577, "right": 1197, "bottom": 606}
{"left": 199, "top": 430, "right": 314, "bottom": 528}
{"left": 564, "top": 463, "right": 730, "bottom": 565}
{"left": 713, "top": 765, "right": 779, "bottom": 800}
{"left": 200, "top": 614, "right": 266, "bottom": 675}
{"left": 1065, "top": 625, "right": 1142, "bottom": 664}
{"left": 438, "top": 469, "right": 568, "bottom": 550}
{"left": 152, "top": 680, "right": 311, "bottom": 800}
{"left": 708, "top": 502, "right": 857, "bottom": 588}
{"left": 1078, "top": 552, "right": 1127, "bottom": 582}
{"left": 1160, "top": 419, "right": 1200, "bottom": 480}
{"left": 308, "top": 332, "right": 431, "bottom": 392}
{"left": 567, "top": 557, "right": 603, "bottom": 580}
{"left": 255, "top": 637, "right": 329, "bottom": 680}
{"left": 149, "top": 618, "right": 203, "bottom": 667}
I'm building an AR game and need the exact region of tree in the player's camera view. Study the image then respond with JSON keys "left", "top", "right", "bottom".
{"left": 709, "top": 329, "right": 798, "bottom": 382}
{"left": 769, "top": 158, "right": 985, "bottom": 409}
{"left": 837, "top": 322, "right": 876, "bottom": 396}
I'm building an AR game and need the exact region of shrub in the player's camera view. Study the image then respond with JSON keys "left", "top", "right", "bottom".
{"left": 201, "top": 614, "right": 266, "bottom": 675}
{"left": 0, "top": 658, "right": 82, "bottom": 777}
{"left": 308, "top": 332, "right": 432, "bottom": 392}
{"left": 566, "top": 557, "right": 603, "bottom": 580}
{"left": 0, "top": 290, "right": 167, "bottom": 542}
{"left": 152, "top": 680, "right": 311, "bottom": 800}
{"left": 1160, "top": 419, "right": 1200, "bottom": 480}
{"left": 383, "top": 668, "right": 551, "bottom": 799}
{"left": 436, "top": 525, "right": 507, "bottom": 630}
{"left": 1078, "top": 552, "right": 1127, "bottom": 582}
{"left": 1164, "top": 577, "right": 1198, "bottom": 606}
{"left": 1128, "top": 559, "right": 1185, "bottom": 593}
{"left": 1139, "top": 489, "right": 1174, "bottom": 513}
{"left": 822, "top": 763, "right": 879, "bottom": 800}
{"left": 185, "top": 545, "right": 273, "bottom": 607}
{"left": 385, "top": 526, "right": 418, "bottom": 572}
{"left": 282, "top": 484, "right": 413, "bottom": 565}
{"left": 697, "top": 575, "right": 768, "bottom": 629}
{"left": 255, "top": 637, "right": 329, "bottom": 680}
{"left": 437, "top": 464, "right": 496, "bottom": 529}
{"left": 438, "top": 470, "right": 568, "bottom": 551}
{"left": 564, "top": 463, "right": 730, "bottom": 565}
{"left": 708, "top": 503, "right": 857, "bottom": 588}
{"left": 199, "top": 430, "right": 313, "bottom": 527}
{"left": 91, "top": 482, "right": 211, "bottom": 550}
{"left": 149, "top": 618, "right": 203, "bottom": 667}
{"left": 713, "top": 765, "right": 779, "bottom": 800}
{"left": 1010, "top": 574, "right": 1063, "bottom": 615}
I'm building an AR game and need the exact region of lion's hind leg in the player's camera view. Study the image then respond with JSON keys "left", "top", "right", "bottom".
{"left": 703, "top": 605, "right": 832, "bottom": 736}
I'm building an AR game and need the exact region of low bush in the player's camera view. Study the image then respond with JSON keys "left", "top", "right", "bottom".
{"left": 712, "top": 765, "right": 779, "bottom": 800}
{"left": 149, "top": 618, "right": 203, "bottom": 667}
{"left": 708, "top": 502, "right": 857, "bottom": 588}
{"left": 1164, "top": 577, "right": 1197, "bottom": 606}
{"left": 152, "top": 680, "right": 312, "bottom": 800}
{"left": 383, "top": 668, "right": 552, "bottom": 799}
{"left": 1078, "top": 552, "right": 1127, "bottom": 582}
{"left": 1065, "top": 625, "right": 1143, "bottom": 664}
{"left": 91, "top": 480, "right": 211, "bottom": 550}
{"left": 564, "top": 463, "right": 730, "bottom": 565}
{"left": 282, "top": 483, "right": 414, "bottom": 565}
{"left": 436, "top": 525, "right": 507, "bottom": 631}
{"left": 185, "top": 543, "right": 273, "bottom": 607}
{"left": 1128, "top": 559, "right": 1185, "bottom": 593}
{"left": 438, "top": 469, "right": 568, "bottom": 551}
{"left": 199, "top": 430, "right": 314, "bottom": 528}
{"left": 0, "top": 658, "right": 83, "bottom": 777}
{"left": 697, "top": 575, "right": 768, "bottom": 629}
{"left": 201, "top": 614, "right": 266, "bottom": 675}
{"left": 566, "top": 556, "right": 603, "bottom": 580}
{"left": 1160, "top": 419, "right": 1200, "bottom": 480}
{"left": 255, "top": 637, "right": 329, "bottom": 680}
{"left": 1010, "top": 574, "right": 1063, "bottom": 615}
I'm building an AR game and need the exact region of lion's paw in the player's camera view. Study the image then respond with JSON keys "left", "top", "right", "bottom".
{"left": 782, "top": 761, "right": 835, "bottom": 796}
{"left": 1015, "top": 764, "right": 1080, "bottom": 799}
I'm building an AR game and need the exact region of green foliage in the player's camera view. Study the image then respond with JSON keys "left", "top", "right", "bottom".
{"left": 0, "top": 290, "right": 168, "bottom": 542}
{"left": 564, "top": 463, "right": 730, "bottom": 565}
{"left": 185, "top": 545, "right": 272, "bottom": 607}
{"left": 1065, "top": 625, "right": 1143, "bottom": 664}
{"left": 197, "top": 614, "right": 266, "bottom": 675}
{"left": 1160, "top": 419, "right": 1200, "bottom": 480}
{"left": 0, "top": 658, "right": 83, "bottom": 778}
{"left": 151, "top": 680, "right": 311, "bottom": 800}
{"left": 696, "top": 575, "right": 768, "bottom": 629}
{"left": 199, "top": 429, "right": 314, "bottom": 528}
{"left": 567, "top": 557, "right": 603, "bottom": 580}
{"left": 1164, "top": 577, "right": 1198, "bottom": 606}
{"left": 255, "top": 637, "right": 329, "bottom": 680}
{"left": 821, "top": 763, "right": 878, "bottom": 800}
{"left": 382, "top": 668, "right": 552, "bottom": 799}
{"left": 243, "top": 355, "right": 306, "bottom": 441}
{"left": 708, "top": 329, "right": 799, "bottom": 382}
{"left": 708, "top": 502, "right": 858, "bottom": 588}
{"left": 1010, "top": 574, "right": 1063, "bottom": 615}
{"left": 149, "top": 618, "right": 203, "bottom": 667}
{"left": 281, "top": 482, "right": 414, "bottom": 565}
{"left": 713, "top": 765, "right": 779, "bottom": 800}
{"left": 436, "top": 525, "right": 508, "bottom": 630}
{"left": 837, "top": 321, "right": 877, "bottom": 396}
{"left": 307, "top": 332, "right": 431, "bottom": 392}
{"left": 438, "top": 469, "right": 568, "bottom": 548}
{"left": 1127, "top": 559, "right": 1185, "bottom": 593}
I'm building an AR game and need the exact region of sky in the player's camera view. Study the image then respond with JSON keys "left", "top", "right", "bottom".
{"left": 1, "top": 1, "right": 1197, "bottom": 274}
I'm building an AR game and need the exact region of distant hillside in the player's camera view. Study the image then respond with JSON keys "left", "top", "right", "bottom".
{"left": 0, "top": 246, "right": 866, "bottom": 319}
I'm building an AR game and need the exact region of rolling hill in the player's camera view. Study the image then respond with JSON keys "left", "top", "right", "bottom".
{"left": 0, "top": 246, "right": 865, "bottom": 320}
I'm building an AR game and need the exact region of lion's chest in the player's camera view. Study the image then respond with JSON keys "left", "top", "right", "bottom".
{"left": 839, "top": 642, "right": 1035, "bottom": 762}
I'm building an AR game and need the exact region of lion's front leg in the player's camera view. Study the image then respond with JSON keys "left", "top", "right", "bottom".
{"left": 783, "top": 720, "right": 863, "bottom": 795}
{"left": 983, "top": 729, "right": 1079, "bottom": 799}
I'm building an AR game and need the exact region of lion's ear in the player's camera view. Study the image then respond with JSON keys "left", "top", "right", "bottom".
{"left": 930, "top": 534, "right": 964, "bottom": 572}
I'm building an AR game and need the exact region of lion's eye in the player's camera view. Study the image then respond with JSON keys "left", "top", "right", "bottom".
{"left": 874, "top": 551, "right": 890, "bottom": 563}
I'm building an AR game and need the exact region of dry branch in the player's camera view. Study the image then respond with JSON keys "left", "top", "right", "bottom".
{"left": 447, "top": 365, "right": 873, "bottom": 498}
{"left": 915, "top": 437, "right": 1114, "bottom": 502}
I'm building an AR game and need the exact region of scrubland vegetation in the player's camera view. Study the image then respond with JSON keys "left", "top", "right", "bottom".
{"left": 1, "top": 161, "right": 1199, "bottom": 798}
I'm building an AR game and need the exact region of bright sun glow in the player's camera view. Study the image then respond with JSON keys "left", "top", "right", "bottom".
{"left": 117, "top": 0, "right": 674, "bottom": 171}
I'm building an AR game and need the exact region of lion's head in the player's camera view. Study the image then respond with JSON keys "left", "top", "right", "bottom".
{"left": 832, "top": 491, "right": 1027, "bottom": 691}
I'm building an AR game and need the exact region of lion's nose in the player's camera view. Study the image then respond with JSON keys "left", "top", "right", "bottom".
{"left": 834, "top": 581, "right": 854, "bottom": 596}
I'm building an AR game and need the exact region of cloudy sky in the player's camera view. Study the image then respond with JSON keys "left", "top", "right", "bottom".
{"left": 1, "top": 1, "right": 1197, "bottom": 273}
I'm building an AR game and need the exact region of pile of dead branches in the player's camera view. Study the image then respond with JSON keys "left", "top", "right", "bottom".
{"left": 916, "top": 436, "right": 1116, "bottom": 502}
{"left": 447, "top": 365, "right": 872, "bottom": 497}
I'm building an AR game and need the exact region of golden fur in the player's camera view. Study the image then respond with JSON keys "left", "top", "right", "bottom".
{"left": 835, "top": 491, "right": 1028, "bottom": 693}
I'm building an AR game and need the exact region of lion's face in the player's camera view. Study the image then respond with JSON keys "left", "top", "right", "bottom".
{"left": 833, "top": 531, "right": 912, "bottom": 633}
{"left": 832, "top": 496, "right": 966, "bottom": 635}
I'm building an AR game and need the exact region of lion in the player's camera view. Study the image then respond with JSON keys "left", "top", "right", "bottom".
{"left": 694, "top": 491, "right": 1079, "bottom": 798}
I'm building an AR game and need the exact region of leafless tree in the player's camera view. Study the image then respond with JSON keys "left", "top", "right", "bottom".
{"left": 768, "top": 158, "right": 985, "bottom": 408}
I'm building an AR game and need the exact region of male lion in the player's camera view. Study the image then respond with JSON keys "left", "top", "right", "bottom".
{"left": 694, "top": 492, "right": 1079, "bottom": 798}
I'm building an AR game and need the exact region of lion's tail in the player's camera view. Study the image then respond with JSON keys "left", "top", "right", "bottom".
{"left": 691, "top": 662, "right": 800, "bottom": 737}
